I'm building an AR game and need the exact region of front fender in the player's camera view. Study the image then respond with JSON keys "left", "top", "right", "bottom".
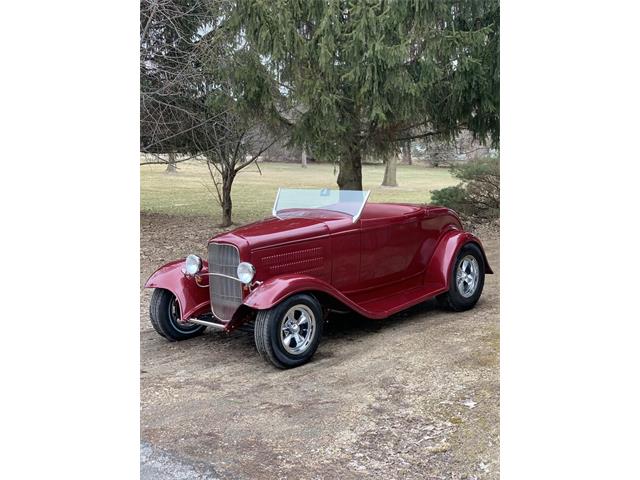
{"left": 244, "top": 274, "right": 334, "bottom": 310}
{"left": 144, "top": 259, "right": 211, "bottom": 321}
{"left": 424, "top": 230, "right": 493, "bottom": 290}
{"left": 243, "top": 274, "right": 381, "bottom": 317}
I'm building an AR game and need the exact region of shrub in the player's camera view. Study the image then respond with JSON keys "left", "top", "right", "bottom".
{"left": 430, "top": 157, "right": 499, "bottom": 222}
{"left": 430, "top": 185, "right": 467, "bottom": 208}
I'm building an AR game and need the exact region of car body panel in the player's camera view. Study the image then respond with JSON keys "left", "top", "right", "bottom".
{"left": 243, "top": 227, "right": 492, "bottom": 318}
{"left": 251, "top": 236, "right": 332, "bottom": 283}
{"left": 144, "top": 259, "right": 211, "bottom": 321}
{"left": 145, "top": 202, "right": 493, "bottom": 330}
{"left": 229, "top": 215, "right": 331, "bottom": 250}
{"left": 242, "top": 273, "right": 447, "bottom": 319}
{"left": 424, "top": 230, "right": 493, "bottom": 289}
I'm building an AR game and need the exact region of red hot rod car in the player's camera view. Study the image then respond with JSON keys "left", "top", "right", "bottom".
{"left": 145, "top": 188, "right": 492, "bottom": 369}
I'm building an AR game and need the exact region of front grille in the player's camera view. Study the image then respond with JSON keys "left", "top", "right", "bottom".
{"left": 208, "top": 242, "right": 242, "bottom": 321}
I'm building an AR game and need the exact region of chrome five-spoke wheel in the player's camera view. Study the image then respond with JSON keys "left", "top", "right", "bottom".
{"left": 456, "top": 255, "right": 480, "bottom": 298}
{"left": 254, "top": 293, "right": 323, "bottom": 369}
{"left": 437, "top": 243, "right": 486, "bottom": 312}
{"left": 280, "top": 305, "right": 316, "bottom": 355}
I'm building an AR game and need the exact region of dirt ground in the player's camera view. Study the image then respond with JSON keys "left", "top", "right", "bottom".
{"left": 140, "top": 213, "right": 500, "bottom": 480}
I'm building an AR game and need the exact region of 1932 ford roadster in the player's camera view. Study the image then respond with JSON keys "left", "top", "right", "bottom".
{"left": 145, "top": 189, "right": 492, "bottom": 369}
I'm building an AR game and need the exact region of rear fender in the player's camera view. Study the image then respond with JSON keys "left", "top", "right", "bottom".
{"left": 424, "top": 230, "right": 493, "bottom": 290}
{"left": 144, "top": 259, "right": 211, "bottom": 321}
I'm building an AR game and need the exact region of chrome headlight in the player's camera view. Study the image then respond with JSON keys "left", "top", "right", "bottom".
{"left": 184, "top": 254, "right": 202, "bottom": 276}
{"left": 236, "top": 262, "right": 255, "bottom": 284}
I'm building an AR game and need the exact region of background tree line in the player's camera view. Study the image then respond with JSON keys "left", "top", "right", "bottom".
{"left": 140, "top": 0, "right": 499, "bottom": 226}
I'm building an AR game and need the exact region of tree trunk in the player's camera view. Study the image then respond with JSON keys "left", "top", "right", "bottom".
{"left": 220, "top": 173, "right": 235, "bottom": 227}
{"left": 165, "top": 152, "right": 177, "bottom": 173}
{"left": 301, "top": 148, "right": 307, "bottom": 168}
{"left": 402, "top": 140, "right": 412, "bottom": 165}
{"left": 382, "top": 154, "right": 398, "bottom": 187}
{"left": 337, "top": 147, "right": 362, "bottom": 190}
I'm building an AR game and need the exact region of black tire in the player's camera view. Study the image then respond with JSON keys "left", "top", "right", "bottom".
{"left": 254, "top": 293, "right": 323, "bottom": 369}
{"left": 437, "top": 243, "right": 485, "bottom": 312}
{"left": 149, "top": 289, "right": 206, "bottom": 341}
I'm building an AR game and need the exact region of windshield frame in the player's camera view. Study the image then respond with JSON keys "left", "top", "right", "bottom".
{"left": 272, "top": 188, "right": 371, "bottom": 223}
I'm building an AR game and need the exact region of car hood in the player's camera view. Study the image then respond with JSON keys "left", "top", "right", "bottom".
{"left": 210, "top": 211, "right": 351, "bottom": 250}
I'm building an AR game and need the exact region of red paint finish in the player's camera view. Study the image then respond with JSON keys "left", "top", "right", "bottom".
{"left": 360, "top": 207, "right": 425, "bottom": 289}
{"left": 145, "top": 202, "right": 493, "bottom": 329}
{"left": 330, "top": 227, "right": 361, "bottom": 291}
{"left": 424, "top": 230, "right": 493, "bottom": 289}
{"left": 144, "top": 259, "right": 210, "bottom": 321}
{"left": 251, "top": 238, "right": 332, "bottom": 283}
{"left": 219, "top": 213, "right": 338, "bottom": 250}
{"left": 243, "top": 273, "right": 447, "bottom": 319}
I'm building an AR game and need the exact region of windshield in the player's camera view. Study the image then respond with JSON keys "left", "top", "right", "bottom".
{"left": 273, "top": 188, "right": 370, "bottom": 222}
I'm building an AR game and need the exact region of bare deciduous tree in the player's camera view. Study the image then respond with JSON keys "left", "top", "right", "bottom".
{"left": 202, "top": 118, "right": 276, "bottom": 227}
{"left": 140, "top": 0, "right": 278, "bottom": 225}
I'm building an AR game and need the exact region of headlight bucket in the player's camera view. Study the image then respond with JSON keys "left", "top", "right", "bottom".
{"left": 184, "top": 254, "right": 202, "bottom": 276}
{"left": 237, "top": 262, "right": 256, "bottom": 284}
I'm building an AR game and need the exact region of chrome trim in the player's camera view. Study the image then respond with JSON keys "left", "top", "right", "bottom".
{"left": 197, "top": 272, "right": 244, "bottom": 282}
{"left": 237, "top": 262, "right": 256, "bottom": 284}
{"left": 197, "top": 264, "right": 260, "bottom": 294}
{"left": 352, "top": 190, "right": 371, "bottom": 223}
{"left": 208, "top": 242, "right": 243, "bottom": 322}
{"left": 456, "top": 254, "right": 480, "bottom": 298}
{"left": 185, "top": 254, "right": 202, "bottom": 275}
{"left": 280, "top": 304, "right": 317, "bottom": 355}
{"left": 272, "top": 188, "right": 282, "bottom": 219}
{"left": 185, "top": 318, "right": 226, "bottom": 330}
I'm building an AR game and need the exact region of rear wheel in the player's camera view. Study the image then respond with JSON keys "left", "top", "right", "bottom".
{"left": 437, "top": 243, "right": 485, "bottom": 312}
{"left": 149, "top": 289, "right": 206, "bottom": 341}
{"left": 254, "top": 294, "right": 323, "bottom": 369}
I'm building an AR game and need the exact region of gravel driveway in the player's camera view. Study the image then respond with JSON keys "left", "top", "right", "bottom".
{"left": 140, "top": 213, "right": 500, "bottom": 479}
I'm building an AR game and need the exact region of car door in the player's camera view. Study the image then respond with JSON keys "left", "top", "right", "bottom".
{"left": 359, "top": 210, "right": 425, "bottom": 290}
{"left": 330, "top": 224, "right": 361, "bottom": 292}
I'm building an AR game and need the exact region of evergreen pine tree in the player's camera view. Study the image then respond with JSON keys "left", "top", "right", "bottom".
{"left": 234, "top": 0, "right": 499, "bottom": 190}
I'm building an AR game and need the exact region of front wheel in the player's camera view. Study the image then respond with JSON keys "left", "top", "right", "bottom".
{"left": 254, "top": 293, "right": 323, "bottom": 369}
{"left": 149, "top": 289, "right": 206, "bottom": 341}
{"left": 437, "top": 243, "right": 486, "bottom": 312}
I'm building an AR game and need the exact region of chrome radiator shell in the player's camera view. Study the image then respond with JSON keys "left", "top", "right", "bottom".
{"left": 208, "top": 242, "right": 242, "bottom": 321}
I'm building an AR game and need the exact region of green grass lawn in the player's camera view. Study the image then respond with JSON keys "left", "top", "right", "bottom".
{"left": 140, "top": 161, "right": 459, "bottom": 224}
